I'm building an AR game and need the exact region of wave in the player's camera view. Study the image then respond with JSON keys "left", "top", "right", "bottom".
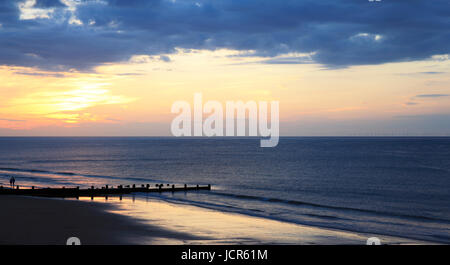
{"left": 0, "top": 167, "right": 166, "bottom": 185}
{"left": 0, "top": 174, "right": 66, "bottom": 185}
{"left": 135, "top": 192, "right": 450, "bottom": 244}
{"left": 27, "top": 158, "right": 169, "bottom": 164}
{"left": 210, "top": 191, "right": 450, "bottom": 224}
{"left": 3, "top": 166, "right": 448, "bottom": 225}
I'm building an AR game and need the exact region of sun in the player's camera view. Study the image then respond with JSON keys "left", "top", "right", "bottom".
{"left": 8, "top": 82, "right": 135, "bottom": 124}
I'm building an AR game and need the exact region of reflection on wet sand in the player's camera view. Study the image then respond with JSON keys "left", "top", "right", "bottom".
{"left": 74, "top": 195, "right": 420, "bottom": 245}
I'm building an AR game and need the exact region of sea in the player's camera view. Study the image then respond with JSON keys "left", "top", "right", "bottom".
{"left": 0, "top": 137, "right": 449, "bottom": 244}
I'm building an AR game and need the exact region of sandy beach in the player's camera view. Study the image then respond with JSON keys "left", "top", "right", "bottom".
{"left": 0, "top": 195, "right": 204, "bottom": 245}
{"left": 0, "top": 194, "right": 426, "bottom": 245}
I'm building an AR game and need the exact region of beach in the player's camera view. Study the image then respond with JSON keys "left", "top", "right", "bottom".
{"left": 0, "top": 137, "right": 448, "bottom": 245}
{"left": 0, "top": 194, "right": 425, "bottom": 245}
{"left": 0, "top": 195, "right": 202, "bottom": 245}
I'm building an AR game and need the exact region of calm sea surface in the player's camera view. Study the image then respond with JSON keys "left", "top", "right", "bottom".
{"left": 0, "top": 137, "right": 449, "bottom": 243}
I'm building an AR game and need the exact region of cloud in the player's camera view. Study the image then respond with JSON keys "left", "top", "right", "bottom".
{"left": 18, "top": 0, "right": 55, "bottom": 20}
{"left": 159, "top": 55, "right": 171, "bottom": 63}
{"left": 0, "top": 118, "right": 26, "bottom": 122}
{"left": 115, "top": 72, "right": 144, "bottom": 76}
{"left": 419, "top": 72, "right": 446, "bottom": 75}
{"left": 13, "top": 71, "right": 65, "bottom": 77}
{"left": 415, "top": 94, "right": 449, "bottom": 98}
{"left": 0, "top": 0, "right": 449, "bottom": 70}
{"left": 0, "top": 121, "right": 170, "bottom": 136}
{"left": 9, "top": 87, "right": 136, "bottom": 124}
{"left": 259, "top": 53, "right": 315, "bottom": 65}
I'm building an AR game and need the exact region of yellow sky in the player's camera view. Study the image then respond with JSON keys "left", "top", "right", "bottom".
{"left": 0, "top": 49, "right": 449, "bottom": 135}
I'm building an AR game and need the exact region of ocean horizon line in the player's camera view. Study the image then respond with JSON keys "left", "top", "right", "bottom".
{"left": 0, "top": 136, "right": 450, "bottom": 138}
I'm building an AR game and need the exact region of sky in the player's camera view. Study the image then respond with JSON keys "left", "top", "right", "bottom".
{"left": 0, "top": 0, "right": 449, "bottom": 136}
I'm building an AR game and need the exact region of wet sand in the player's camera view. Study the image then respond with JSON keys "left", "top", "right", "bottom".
{"left": 78, "top": 195, "right": 425, "bottom": 245}
{"left": 0, "top": 195, "right": 425, "bottom": 245}
{"left": 0, "top": 195, "right": 204, "bottom": 245}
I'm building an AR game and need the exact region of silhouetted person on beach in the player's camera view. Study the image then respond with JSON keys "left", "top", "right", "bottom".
{"left": 9, "top": 176, "right": 15, "bottom": 188}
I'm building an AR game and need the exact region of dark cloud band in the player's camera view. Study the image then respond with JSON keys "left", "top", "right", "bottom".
{"left": 0, "top": 0, "right": 448, "bottom": 70}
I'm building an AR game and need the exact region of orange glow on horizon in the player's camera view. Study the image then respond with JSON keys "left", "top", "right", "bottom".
{"left": 0, "top": 49, "right": 449, "bottom": 135}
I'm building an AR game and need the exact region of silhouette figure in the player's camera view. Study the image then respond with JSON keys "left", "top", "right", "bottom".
{"left": 9, "top": 176, "right": 15, "bottom": 188}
